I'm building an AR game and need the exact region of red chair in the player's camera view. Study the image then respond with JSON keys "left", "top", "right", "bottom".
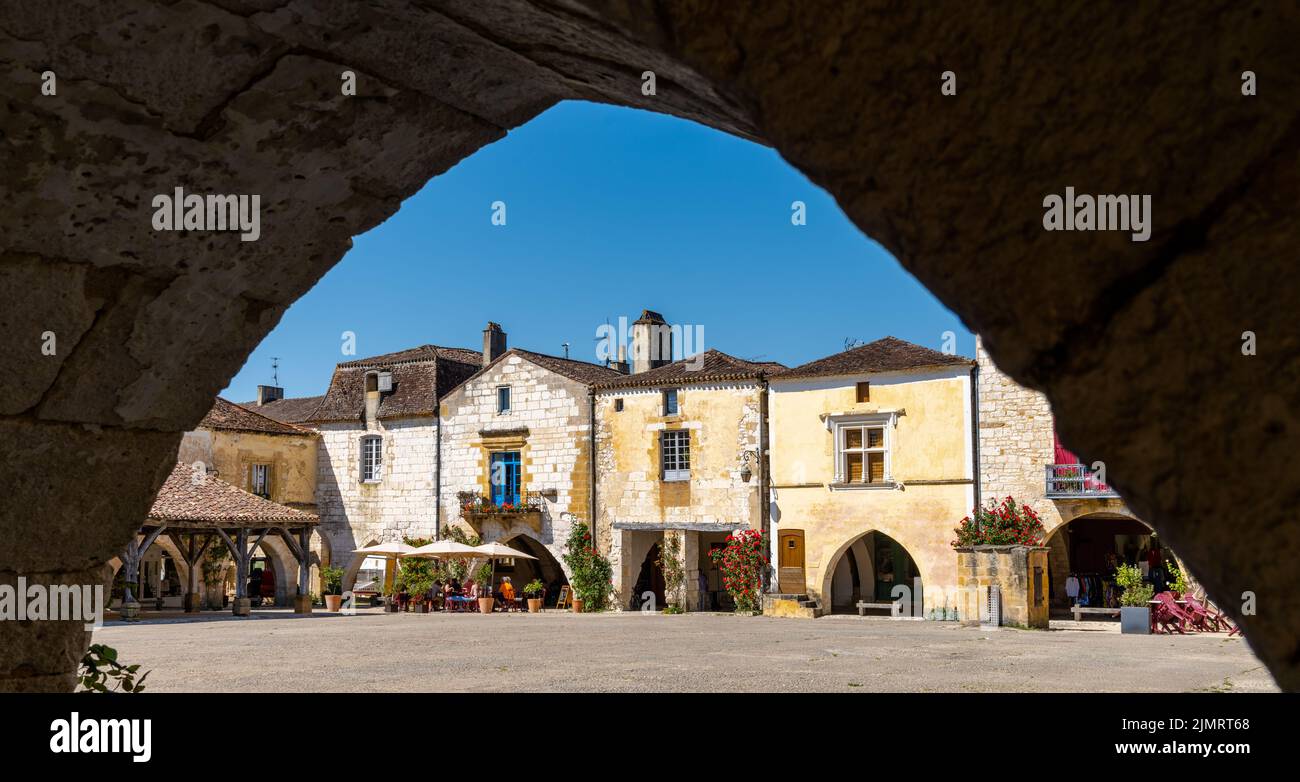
{"left": 1152, "top": 592, "right": 1194, "bottom": 634}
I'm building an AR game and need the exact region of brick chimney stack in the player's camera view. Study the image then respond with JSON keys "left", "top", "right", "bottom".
{"left": 256, "top": 385, "right": 284, "bottom": 406}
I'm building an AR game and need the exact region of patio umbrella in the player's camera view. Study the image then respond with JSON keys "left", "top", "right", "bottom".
{"left": 406, "top": 540, "right": 482, "bottom": 558}
{"left": 351, "top": 542, "right": 418, "bottom": 594}
{"left": 472, "top": 542, "right": 538, "bottom": 594}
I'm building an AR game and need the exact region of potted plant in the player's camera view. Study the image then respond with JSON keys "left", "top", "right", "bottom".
{"left": 475, "top": 562, "right": 496, "bottom": 614}
{"left": 524, "top": 579, "right": 545, "bottom": 613}
{"left": 321, "top": 565, "right": 345, "bottom": 612}
{"left": 1116, "top": 563, "right": 1154, "bottom": 634}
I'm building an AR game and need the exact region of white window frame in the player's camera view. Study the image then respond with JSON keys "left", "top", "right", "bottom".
{"left": 360, "top": 434, "right": 383, "bottom": 483}
{"left": 496, "top": 385, "right": 511, "bottom": 415}
{"left": 661, "top": 429, "right": 690, "bottom": 482}
{"left": 828, "top": 412, "right": 898, "bottom": 488}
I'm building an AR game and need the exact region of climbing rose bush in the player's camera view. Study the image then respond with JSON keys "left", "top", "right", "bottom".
{"left": 709, "top": 529, "right": 769, "bottom": 614}
{"left": 561, "top": 520, "right": 613, "bottom": 610}
{"left": 951, "top": 496, "right": 1046, "bottom": 548}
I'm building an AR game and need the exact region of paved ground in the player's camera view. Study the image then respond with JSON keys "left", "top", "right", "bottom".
{"left": 91, "top": 609, "right": 1278, "bottom": 693}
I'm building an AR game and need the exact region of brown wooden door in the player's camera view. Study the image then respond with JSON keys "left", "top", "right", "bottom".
{"left": 777, "top": 530, "right": 806, "bottom": 594}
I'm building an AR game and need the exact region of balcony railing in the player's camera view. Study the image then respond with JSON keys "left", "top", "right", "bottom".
{"left": 1045, "top": 464, "right": 1120, "bottom": 499}
{"left": 457, "top": 491, "right": 544, "bottom": 516}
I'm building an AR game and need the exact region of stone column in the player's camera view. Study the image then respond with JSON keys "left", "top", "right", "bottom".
{"left": 681, "top": 531, "right": 701, "bottom": 611}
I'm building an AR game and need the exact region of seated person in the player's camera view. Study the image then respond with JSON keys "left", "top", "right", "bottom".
{"left": 499, "top": 577, "right": 516, "bottom": 602}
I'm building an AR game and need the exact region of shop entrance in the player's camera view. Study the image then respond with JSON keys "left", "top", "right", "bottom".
{"left": 1046, "top": 514, "right": 1180, "bottom": 613}
{"left": 828, "top": 531, "right": 922, "bottom": 615}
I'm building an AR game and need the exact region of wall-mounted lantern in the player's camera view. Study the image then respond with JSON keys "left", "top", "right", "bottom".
{"left": 740, "top": 451, "right": 755, "bottom": 483}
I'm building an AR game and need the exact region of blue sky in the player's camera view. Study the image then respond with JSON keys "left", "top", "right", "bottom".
{"left": 222, "top": 101, "right": 971, "bottom": 402}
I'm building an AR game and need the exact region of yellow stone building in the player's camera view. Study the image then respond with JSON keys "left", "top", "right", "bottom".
{"left": 767, "top": 338, "right": 976, "bottom": 617}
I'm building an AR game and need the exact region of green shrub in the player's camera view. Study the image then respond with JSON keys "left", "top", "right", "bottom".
{"left": 1115, "top": 563, "right": 1154, "bottom": 607}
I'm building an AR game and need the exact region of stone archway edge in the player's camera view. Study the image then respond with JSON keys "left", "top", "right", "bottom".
{"left": 1, "top": 3, "right": 1297, "bottom": 690}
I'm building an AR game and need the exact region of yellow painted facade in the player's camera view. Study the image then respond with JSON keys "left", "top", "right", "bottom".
{"left": 179, "top": 428, "right": 318, "bottom": 513}
{"left": 769, "top": 367, "right": 974, "bottom": 614}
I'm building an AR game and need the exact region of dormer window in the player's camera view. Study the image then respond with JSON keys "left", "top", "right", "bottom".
{"left": 366, "top": 371, "right": 392, "bottom": 393}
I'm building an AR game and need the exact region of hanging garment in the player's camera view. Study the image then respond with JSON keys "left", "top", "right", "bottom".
{"left": 1065, "top": 576, "right": 1080, "bottom": 599}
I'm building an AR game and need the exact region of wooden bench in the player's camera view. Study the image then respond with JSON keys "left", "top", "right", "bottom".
{"left": 1071, "top": 604, "right": 1121, "bottom": 622}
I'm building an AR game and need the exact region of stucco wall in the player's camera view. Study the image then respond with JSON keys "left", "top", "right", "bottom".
{"left": 769, "top": 368, "right": 973, "bottom": 611}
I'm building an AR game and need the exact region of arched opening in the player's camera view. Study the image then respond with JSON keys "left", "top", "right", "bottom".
{"left": 633, "top": 543, "right": 666, "bottom": 611}
{"left": 826, "top": 531, "right": 924, "bottom": 616}
{"left": 1045, "top": 513, "right": 1188, "bottom": 616}
{"left": 499, "top": 534, "right": 569, "bottom": 607}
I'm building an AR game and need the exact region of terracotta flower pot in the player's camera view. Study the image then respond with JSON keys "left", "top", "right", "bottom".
{"left": 571, "top": 598, "right": 584, "bottom": 613}
{"left": 478, "top": 597, "right": 496, "bottom": 614}
{"left": 527, "top": 598, "right": 542, "bottom": 613}
{"left": 324, "top": 594, "right": 343, "bottom": 612}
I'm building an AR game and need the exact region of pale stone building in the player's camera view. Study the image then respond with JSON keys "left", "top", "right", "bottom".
{"left": 308, "top": 341, "right": 481, "bottom": 587}
{"left": 438, "top": 337, "right": 621, "bottom": 590}
{"left": 595, "top": 342, "right": 784, "bottom": 612}
{"left": 975, "top": 337, "right": 1160, "bottom": 610}
{"left": 767, "top": 338, "right": 976, "bottom": 618}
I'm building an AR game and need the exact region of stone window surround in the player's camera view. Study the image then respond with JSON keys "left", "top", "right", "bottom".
{"left": 826, "top": 411, "right": 899, "bottom": 490}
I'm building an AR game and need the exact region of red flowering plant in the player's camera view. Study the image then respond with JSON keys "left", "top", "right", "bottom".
{"left": 561, "top": 520, "right": 613, "bottom": 610}
{"left": 951, "top": 496, "right": 1046, "bottom": 548}
{"left": 708, "top": 529, "right": 769, "bottom": 614}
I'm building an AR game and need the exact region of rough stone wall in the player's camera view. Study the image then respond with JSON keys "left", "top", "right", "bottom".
{"left": 438, "top": 353, "right": 591, "bottom": 574}
{"left": 596, "top": 382, "right": 762, "bottom": 608}
{"left": 2, "top": 1, "right": 1298, "bottom": 689}
{"left": 316, "top": 417, "right": 438, "bottom": 584}
{"left": 955, "top": 546, "right": 1051, "bottom": 629}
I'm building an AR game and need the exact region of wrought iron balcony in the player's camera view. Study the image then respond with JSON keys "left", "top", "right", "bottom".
{"left": 1045, "top": 464, "right": 1120, "bottom": 499}
{"left": 457, "top": 491, "right": 544, "bottom": 516}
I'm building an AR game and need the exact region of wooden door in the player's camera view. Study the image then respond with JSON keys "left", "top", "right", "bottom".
{"left": 777, "top": 530, "right": 806, "bottom": 594}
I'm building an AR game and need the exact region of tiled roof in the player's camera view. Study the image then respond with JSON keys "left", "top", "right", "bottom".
{"left": 199, "top": 397, "right": 313, "bottom": 436}
{"left": 512, "top": 349, "right": 625, "bottom": 386}
{"left": 148, "top": 462, "right": 317, "bottom": 525}
{"left": 311, "top": 345, "right": 482, "bottom": 422}
{"left": 237, "top": 395, "right": 324, "bottom": 425}
{"left": 775, "top": 336, "right": 973, "bottom": 380}
{"left": 593, "top": 349, "right": 786, "bottom": 390}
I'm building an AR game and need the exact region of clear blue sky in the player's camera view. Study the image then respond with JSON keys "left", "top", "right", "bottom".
{"left": 222, "top": 101, "right": 971, "bottom": 402}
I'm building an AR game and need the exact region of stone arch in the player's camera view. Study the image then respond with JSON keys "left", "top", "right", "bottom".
{"left": 2, "top": 4, "right": 1297, "bottom": 690}
{"left": 500, "top": 529, "right": 572, "bottom": 587}
{"left": 341, "top": 537, "right": 382, "bottom": 595}
{"left": 1044, "top": 511, "right": 1194, "bottom": 610}
{"left": 819, "top": 528, "right": 934, "bottom": 617}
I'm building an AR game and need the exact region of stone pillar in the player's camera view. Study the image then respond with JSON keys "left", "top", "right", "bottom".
{"left": 680, "top": 531, "right": 701, "bottom": 611}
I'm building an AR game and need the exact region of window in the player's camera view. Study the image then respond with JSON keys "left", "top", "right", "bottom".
{"left": 663, "top": 388, "right": 679, "bottom": 416}
{"left": 250, "top": 463, "right": 271, "bottom": 499}
{"left": 497, "top": 385, "right": 511, "bottom": 414}
{"left": 830, "top": 413, "right": 895, "bottom": 486}
{"left": 490, "top": 451, "right": 522, "bottom": 506}
{"left": 856, "top": 381, "right": 870, "bottom": 403}
{"left": 614, "top": 398, "right": 624, "bottom": 412}
{"left": 361, "top": 435, "right": 383, "bottom": 482}
{"left": 661, "top": 429, "right": 690, "bottom": 481}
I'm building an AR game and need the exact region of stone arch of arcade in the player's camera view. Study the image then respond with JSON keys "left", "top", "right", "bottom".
{"left": 818, "top": 526, "right": 943, "bottom": 618}
{"left": 2, "top": 4, "right": 1296, "bottom": 690}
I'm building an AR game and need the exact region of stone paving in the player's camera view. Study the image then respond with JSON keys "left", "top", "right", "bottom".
{"left": 91, "top": 609, "right": 1278, "bottom": 693}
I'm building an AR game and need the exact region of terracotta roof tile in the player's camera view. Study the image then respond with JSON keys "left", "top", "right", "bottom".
{"left": 594, "top": 349, "right": 786, "bottom": 390}
{"left": 200, "top": 397, "right": 313, "bottom": 436}
{"left": 148, "top": 462, "right": 317, "bottom": 525}
{"left": 311, "top": 345, "right": 482, "bottom": 422}
{"left": 775, "top": 336, "right": 973, "bottom": 379}
{"left": 236, "top": 395, "right": 323, "bottom": 425}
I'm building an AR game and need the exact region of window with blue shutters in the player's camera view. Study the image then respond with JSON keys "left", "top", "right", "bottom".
{"left": 490, "top": 451, "right": 522, "bottom": 506}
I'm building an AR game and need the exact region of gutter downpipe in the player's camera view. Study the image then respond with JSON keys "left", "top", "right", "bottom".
{"left": 588, "top": 388, "right": 598, "bottom": 549}
{"left": 970, "top": 363, "right": 981, "bottom": 515}
{"left": 435, "top": 401, "right": 443, "bottom": 539}
{"left": 759, "top": 374, "right": 774, "bottom": 594}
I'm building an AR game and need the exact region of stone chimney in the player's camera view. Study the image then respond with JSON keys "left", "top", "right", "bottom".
{"left": 256, "top": 385, "right": 284, "bottom": 405}
{"left": 631, "top": 309, "right": 672, "bottom": 374}
{"left": 482, "top": 321, "right": 507, "bottom": 366}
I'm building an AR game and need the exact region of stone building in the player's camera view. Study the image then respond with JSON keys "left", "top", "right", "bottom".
{"left": 594, "top": 345, "right": 784, "bottom": 611}
{"left": 308, "top": 341, "right": 481, "bottom": 587}
{"left": 767, "top": 338, "right": 976, "bottom": 617}
{"left": 975, "top": 337, "right": 1163, "bottom": 609}
{"left": 438, "top": 336, "right": 621, "bottom": 590}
